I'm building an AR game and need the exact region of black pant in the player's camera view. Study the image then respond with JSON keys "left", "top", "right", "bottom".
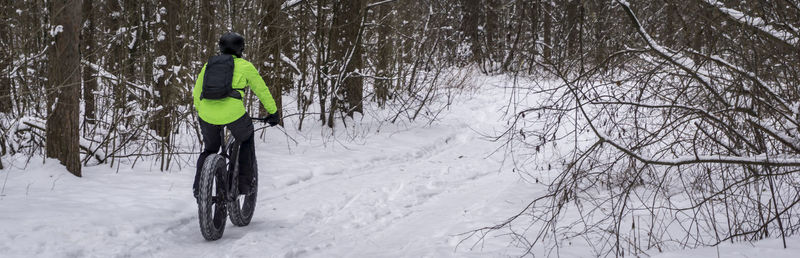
{"left": 194, "top": 114, "right": 256, "bottom": 192}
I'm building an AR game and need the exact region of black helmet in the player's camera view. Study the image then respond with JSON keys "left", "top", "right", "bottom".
{"left": 219, "top": 32, "right": 245, "bottom": 57}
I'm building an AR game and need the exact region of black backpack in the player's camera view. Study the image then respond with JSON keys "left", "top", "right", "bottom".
{"left": 200, "top": 54, "right": 242, "bottom": 100}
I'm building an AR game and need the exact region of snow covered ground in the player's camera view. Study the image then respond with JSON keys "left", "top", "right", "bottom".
{"left": 0, "top": 76, "right": 530, "bottom": 257}
{"left": 1, "top": 76, "right": 798, "bottom": 257}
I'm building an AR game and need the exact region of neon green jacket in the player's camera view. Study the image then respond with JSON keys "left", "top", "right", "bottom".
{"left": 192, "top": 57, "right": 278, "bottom": 125}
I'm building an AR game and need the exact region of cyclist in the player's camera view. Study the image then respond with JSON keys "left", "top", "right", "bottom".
{"left": 192, "top": 32, "right": 280, "bottom": 198}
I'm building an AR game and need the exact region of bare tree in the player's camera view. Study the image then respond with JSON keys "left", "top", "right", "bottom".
{"left": 374, "top": 1, "right": 395, "bottom": 107}
{"left": 199, "top": 0, "right": 215, "bottom": 57}
{"left": 469, "top": 0, "right": 800, "bottom": 256}
{"left": 257, "top": 0, "right": 287, "bottom": 122}
{"left": 2, "top": 0, "right": 479, "bottom": 173}
{"left": 0, "top": 1, "right": 11, "bottom": 114}
{"left": 46, "top": 0, "right": 83, "bottom": 176}
{"left": 81, "top": 0, "right": 96, "bottom": 124}
{"left": 327, "top": 0, "right": 367, "bottom": 126}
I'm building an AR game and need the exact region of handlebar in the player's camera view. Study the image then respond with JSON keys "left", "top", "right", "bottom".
{"left": 251, "top": 117, "right": 278, "bottom": 127}
{"left": 252, "top": 116, "right": 297, "bottom": 144}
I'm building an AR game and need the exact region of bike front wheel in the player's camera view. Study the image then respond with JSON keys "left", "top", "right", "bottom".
{"left": 198, "top": 154, "right": 227, "bottom": 240}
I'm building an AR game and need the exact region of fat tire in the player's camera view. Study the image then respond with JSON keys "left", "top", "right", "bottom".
{"left": 228, "top": 164, "right": 257, "bottom": 226}
{"left": 198, "top": 154, "right": 227, "bottom": 240}
{"left": 227, "top": 140, "right": 257, "bottom": 226}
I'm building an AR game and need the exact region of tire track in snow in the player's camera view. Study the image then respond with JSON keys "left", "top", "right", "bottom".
{"left": 252, "top": 126, "right": 503, "bottom": 256}
{"left": 260, "top": 129, "right": 466, "bottom": 202}
{"left": 110, "top": 124, "right": 481, "bottom": 258}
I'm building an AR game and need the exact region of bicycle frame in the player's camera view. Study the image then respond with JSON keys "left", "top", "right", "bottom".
{"left": 197, "top": 117, "right": 274, "bottom": 240}
{"left": 217, "top": 118, "right": 274, "bottom": 202}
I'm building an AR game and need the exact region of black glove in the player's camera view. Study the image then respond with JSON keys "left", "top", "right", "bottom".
{"left": 265, "top": 113, "right": 280, "bottom": 126}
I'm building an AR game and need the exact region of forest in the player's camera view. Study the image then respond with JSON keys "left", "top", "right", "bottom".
{"left": 2, "top": 0, "right": 800, "bottom": 256}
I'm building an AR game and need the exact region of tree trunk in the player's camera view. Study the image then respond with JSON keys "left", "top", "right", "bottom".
{"left": 105, "top": 0, "right": 127, "bottom": 111}
{"left": 81, "top": 0, "right": 96, "bottom": 123}
{"left": 565, "top": 0, "right": 580, "bottom": 57}
{"left": 329, "top": 0, "right": 366, "bottom": 120}
{"left": 297, "top": 1, "right": 312, "bottom": 130}
{"left": 0, "top": 1, "right": 12, "bottom": 113}
{"left": 47, "top": 0, "right": 83, "bottom": 176}
{"left": 199, "top": 0, "right": 215, "bottom": 56}
{"left": 485, "top": 0, "right": 500, "bottom": 65}
{"left": 375, "top": 2, "right": 395, "bottom": 107}
{"left": 543, "top": 0, "right": 552, "bottom": 60}
{"left": 316, "top": 0, "right": 328, "bottom": 125}
{"left": 152, "top": 0, "right": 180, "bottom": 139}
{"left": 259, "top": 0, "right": 285, "bottom": 121}
{"left": 527, "top": 0, "right": 539, "bottom": 73}
{"left": 591, "top": 0, "right": 607, "bottom": 65}
{"left": 124, "top": 0, "right": 141, "bottom": 81}
{"left": 461, "top": 0, "right": 483, "bottom": 64}
{"left": 345, "top": 4, "right": 365, "bottom": 117}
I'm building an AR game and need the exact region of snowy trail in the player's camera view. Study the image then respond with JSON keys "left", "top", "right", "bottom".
{"left": 4, "top": 77, "right": 798, "bottom": 257}
{"left": 0, "top": 79, "right": 535, "bottom": 257}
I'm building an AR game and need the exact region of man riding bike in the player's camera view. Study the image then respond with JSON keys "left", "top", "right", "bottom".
{"left": 192, "top": 32, "right": 279, "bottom": 198}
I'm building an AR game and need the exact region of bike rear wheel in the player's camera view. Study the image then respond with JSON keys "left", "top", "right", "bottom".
{"left": 227, "top": 140, "right": 257, "bottom": 226}
{"left": 198, "top": 154, "right": 227, "bottom": 240}
{"left": 228, "top": 189, "right": 257, "bottom": 226}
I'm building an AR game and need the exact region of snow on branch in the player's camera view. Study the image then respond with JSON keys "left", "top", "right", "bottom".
{"left": 367, "top": 0, "right": 399, "bottom": 9}
{"left": 702, "top": 0, "right": 799, "bottom": 47}
{"left": 281, "top": 0, "right": 303, "bottom": 9}
{"left": 602, "top": 0, "right": 800, "bottom": 167}
{"left": 616, "top": 0, "right": 730, "bottom": 108}
{"left": 280, "top": 53, "right": 301, "bottom": 75}
{"left": 82, "top": 60, "right": 153, "bottom": 96}
{"left": 596, "top": 132, "right": 800, "bottom": 167}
